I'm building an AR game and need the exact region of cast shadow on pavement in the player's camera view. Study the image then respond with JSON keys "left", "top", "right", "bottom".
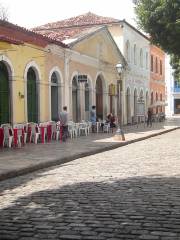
{"left": 0, "top": 176, "right": 180, "bottom": 240}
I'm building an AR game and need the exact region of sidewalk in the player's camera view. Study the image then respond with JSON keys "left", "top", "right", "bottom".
{"left": 0, "top": 117, "right": 180, "bottom": 181}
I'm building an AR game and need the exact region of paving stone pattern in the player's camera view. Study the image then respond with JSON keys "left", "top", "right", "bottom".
{"left": 0, "top": 129, "right": 180, "bottom": 239}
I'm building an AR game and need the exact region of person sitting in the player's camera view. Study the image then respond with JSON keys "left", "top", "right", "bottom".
{"left": 106, "top": 113, "right": 116, "bottom": 132}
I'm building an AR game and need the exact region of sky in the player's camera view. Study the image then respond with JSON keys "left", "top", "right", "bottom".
{"left": 0, "top": 0, "right": 136, "bottom": 29}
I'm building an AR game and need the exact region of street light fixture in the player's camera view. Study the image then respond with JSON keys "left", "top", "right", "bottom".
{"left": 114, "top": 63, "right": 125, "bottom": 141}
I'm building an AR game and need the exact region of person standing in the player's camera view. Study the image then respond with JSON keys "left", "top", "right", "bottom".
{"left": 90, "top": 105, "right": 96, "bottom": 133}
{"left": 59, "top": 106, "right": 68, "bottom": 141}
{"left": 147, "top": 108, "right": 152, "bottom": 127}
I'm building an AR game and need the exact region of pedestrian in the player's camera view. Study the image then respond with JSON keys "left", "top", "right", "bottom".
{"left": 59, "top": 106, "right": 69, "bottom": 141}
{"left": 147, "top": 108, "right": 152, "bottom": 127}
{"left": 90, "top": 105, "right": 96, "bottom": 133}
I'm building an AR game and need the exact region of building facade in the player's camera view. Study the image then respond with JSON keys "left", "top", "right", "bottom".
{"left": 150, "top": 45, "right": 165, "bottom": 115}
{"left": 34, "top": 13, "right": 151, "bottom": 124}
{"left": 108, "top": 21, "right": 150, "bottom": 124}
{"left": 0, "top": 20, "right": 125, "bottom": 125}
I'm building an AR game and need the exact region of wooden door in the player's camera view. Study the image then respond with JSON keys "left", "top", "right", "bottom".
{"left": 0, "top": 62, "right": 10, "bottom": 124}
{"left": 27, "top": 68, "right": 38, "bottom": 122}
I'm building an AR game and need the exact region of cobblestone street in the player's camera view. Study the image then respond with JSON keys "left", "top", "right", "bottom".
{"left": 0, "top": 129, "right": 180, "bottom": 240}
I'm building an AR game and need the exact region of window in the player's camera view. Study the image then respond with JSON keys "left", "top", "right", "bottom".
{"left": 156, "top": 92, "right": 158, "bottom": 101}
{"left": 126, "top": 40, "right": 130, "bottom": 62}
{"left": 155, "top": 57, "right": 158, "bottom": 73}
{"left": 151, "top": 92, "right": 153, "bottom": 105}
{"left": 160, "top": 60, "right": 162, "bottom": 75}
{"left": 133, "top": 44, "right": 137, "bottom": 65}
{"left": 51, "top": 72, "right": 58, "bottom": 84}
{"left": 140, "top": 49, "right": 143, "bottom": 68}
{"left": 160, "top": 93, "right": 162, "bottom": 101}
{"left": 151, "top": 55, "right": 153, "bottom": 72}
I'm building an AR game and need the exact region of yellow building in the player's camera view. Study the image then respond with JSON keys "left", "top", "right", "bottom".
{"left": 0, "top": 20, "right": 66, "bottom": 125}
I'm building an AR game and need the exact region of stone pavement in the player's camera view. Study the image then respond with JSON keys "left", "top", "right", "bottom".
{"left": 1, "top": 121, "right": 180, "bottom": 239}
{"left": 0, "top": 117, "right": 180, "bottom": 181}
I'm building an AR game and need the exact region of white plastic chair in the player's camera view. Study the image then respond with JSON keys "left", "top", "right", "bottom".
{"left": 103, "top": 123, "right": 110, "bottom": 133}
{"left": 78, "top": 122, "right": 88, "bottom": 136}
{"left": 1, "top": 124, "right": 13, "bottom": 148}
{"left": 49, "top": 121, "right": 59, "bottom": 140}
{"left": 68, "top": 121, "right": 78, "bottom": 138}
{"left": 13, "top": 124, "right": 23, "bottom": 147}
{"left": 29, "top": 123, "right": 40, "bottom": 144}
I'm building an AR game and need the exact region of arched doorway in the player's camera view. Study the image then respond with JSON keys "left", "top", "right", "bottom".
{"left": 51, "top": 72, "right": 59, "bottom": 121}
{"left": 27, "top": 67, "right": 38, "bottom": 122}
{"left": 0, "top": 62, "right": 10, "bottom": 124}
{"left": 72, "top": 76, "right": 78, "bottom": 122}
{"left": 85, "top": 81, "right": 90, "bottom": 120}
{"left": 126, "top": 87, "right": 131, "bottom": 124}
{"left": 96, "top": 76, "right": 103, "bottom": 120}
{"left": 133, "top": 88, "right": 137, "bottom": 123}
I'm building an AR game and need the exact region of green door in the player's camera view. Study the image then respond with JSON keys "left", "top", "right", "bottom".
{"left": 27, "top": 68, "right": 38, "bottom": 122}
{"left": 0, "top": 62, "right": 10, "bottom": 125}
{"left": 51, "top": 72, "right": 59, "bottom": 121}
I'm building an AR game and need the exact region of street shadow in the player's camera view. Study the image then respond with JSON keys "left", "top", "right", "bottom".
{"left": 0, "top": 176, "right": 180, "bottom": 239}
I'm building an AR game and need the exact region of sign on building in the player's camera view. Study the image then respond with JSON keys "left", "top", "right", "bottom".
{"left": 136, "top": 100, "right": 145, "bottom": 116}
{"left": 78, "top": 75, "right": 87, "bottom": 83}
{"left": 109, "top": 84, "right": 116, "bottom": 96}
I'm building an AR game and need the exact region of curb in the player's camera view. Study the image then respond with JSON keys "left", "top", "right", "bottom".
{"left": 0, "top": 126, "right": 179, "bottom": 182}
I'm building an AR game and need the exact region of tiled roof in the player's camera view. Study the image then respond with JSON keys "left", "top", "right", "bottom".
{"left": 33, "top": 12, "right": 149, "bottom": 42}
{"left": 0, "top": 19, "right": 68, "bottom": 48}
{"left": 33, "top": 12, "right": 120, "bottom": 41}
{"left": 0, "top": 34, "right": 23, "bottom": 44}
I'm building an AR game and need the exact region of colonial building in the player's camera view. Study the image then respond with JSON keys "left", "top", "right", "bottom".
{"left": 0, "top": 19, "right": 125, "bottom": 125}
{"left": 61, "top": 26, "right": 126, "bottom": 122}
{"left": 34, "top": 12, "right": 150, "bottom": 124}
{"left": 150, "top": 45, "right": 165, "bottom": 115}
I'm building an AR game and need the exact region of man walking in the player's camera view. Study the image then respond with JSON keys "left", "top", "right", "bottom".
{"left": 59, "top": 106, "right": 68, "bottom": 141}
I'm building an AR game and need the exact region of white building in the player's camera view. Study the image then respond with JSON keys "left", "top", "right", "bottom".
{"left": 108, "top": 20, "right": 150, "bottom": 124}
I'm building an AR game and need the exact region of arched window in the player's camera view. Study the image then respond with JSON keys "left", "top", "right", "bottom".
{"left": 151, "top": 92, "right": 154, "bottom": 105}
{"left": 160, "top": 93, "right": 162, "bottom": 101}
{"left": 140, "top": 49, "right": 143, "bottom": 68}
{"left": 126, "top": 40, "right": 130, "bottom": 62}
{"left": 160, "top": 60, "right": 163, "bottom": 75}
{"left": 133, "top": 44, "right": 137, "bottom": 65}
{"left": 155, "top": 57, "right": 158, "bottom": 73}
{"left": 151, "top": 55, "right": 154, "bottom": 72}
{"left": 156, "top": 92, "right": 158, "bottom": 101}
